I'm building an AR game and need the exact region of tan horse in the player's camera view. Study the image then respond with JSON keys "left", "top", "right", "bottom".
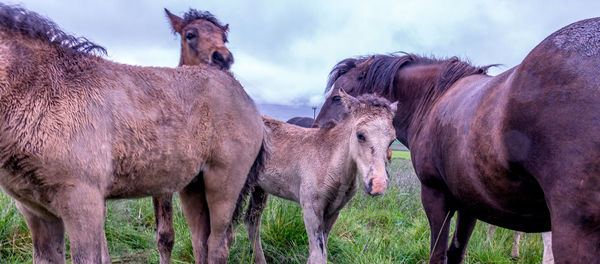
{"left": 153, "top": 9, "right": 235, "bottom": 263}
{"left": 0, "top": 4, "right": 265, "bottom": 264}
{"left": 165, "top": 8, "right": 233, "bottom": 69}
{"left": 244, "top": 91, "right": 397, "bottom": 264}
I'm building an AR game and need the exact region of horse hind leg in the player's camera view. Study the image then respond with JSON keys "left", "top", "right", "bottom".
{"left": 485, "top": 225, "right": 498, "bottom": 245}
{"left": 16, "top": 202, "right": 66, "bottom": 264}
{"left": 541, "top": 232, "right": 554, "bottom": 264}
{"left": 203, "top": 162, "right": 253, "bottom": 264}
{"left": 244, "top": 186, "right": 268, "bottom": 264}
{"left": 179, "top": 175, "right": 210, "bottom": 264}
{"left": 511, "top": 231, "right": 523, "bottom": 258}
{"left": 153, "top": 194, "right": 175, "bottom": 264}
{"left": 446, "top": 210, "right": 477, "bottom": 264}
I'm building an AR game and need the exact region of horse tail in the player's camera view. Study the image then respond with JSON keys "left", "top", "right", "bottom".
{"left": 232, "top": 126, "right": 270, "bottom": 224}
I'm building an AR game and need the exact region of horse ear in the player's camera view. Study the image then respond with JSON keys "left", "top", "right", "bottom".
{"left": 223, "top": 24, "right": 230, "bottom": 32}
{"left": 357, "top": 56, "right": 375, "bottom": 78}
{"left": 339, "top": 88, "right": 359, "bottom": 110}
{"left": 389, "top": 101, "right": 398, "bottom": 113}
{"left": 165, "top": 8, "right": 184, "bottom": 34}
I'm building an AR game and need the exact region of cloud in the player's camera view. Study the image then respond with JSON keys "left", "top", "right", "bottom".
{"left": 7, "top": 0, "right": 600, "bottom": 106}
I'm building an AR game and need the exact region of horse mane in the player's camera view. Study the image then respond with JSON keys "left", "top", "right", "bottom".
{"left": 319, "top": 93, "right": 394, "bottom": 131}
{"left": 0, "top": 4, "right": 106, "bottom": 56}
{"left": 325, "top": 53, "right": 493, "bottom": 100}
{"left": 182, "top": 9, "right": 229, "bottom": 42}
{"left": 356, "top": 93, "right": 394, "bottom": 113}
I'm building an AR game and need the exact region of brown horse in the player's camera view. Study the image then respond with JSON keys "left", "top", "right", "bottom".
{"left": 153, "top": 9, "right": 235, "bottom": 264}
{"left": 0, "top": 4, "right": 265, "bottom": 264}
{"left": 165, "top": 8, "right": 233, "bottom": 69}
{"left": 245, "top": 91, "right": 396, "bottom": 264}
{"left": 313, "top": 18, "right": 600, "bottom": 263}
{"left": 286, "top": 116, "right": 314, "bottom": 128}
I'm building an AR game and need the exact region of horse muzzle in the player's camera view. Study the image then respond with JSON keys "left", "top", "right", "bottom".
{"left": 211, "top": 48, "right": 234, "bottom": 70}
{"left": 366, "top": 170, "right": 388, "bottom": 196}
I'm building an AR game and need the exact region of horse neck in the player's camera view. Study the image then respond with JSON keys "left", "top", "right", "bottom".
{"left": 393, "top": 64, "right": 442, "bottom": 148}
{"left": 328, "top": 116, "right": 360, "bottom": 180}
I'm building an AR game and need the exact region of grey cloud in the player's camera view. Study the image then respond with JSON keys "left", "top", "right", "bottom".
{"left": 9, "top": 0, "right": 600, "bottom": 106}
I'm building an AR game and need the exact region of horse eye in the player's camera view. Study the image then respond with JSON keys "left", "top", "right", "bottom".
{"left": 357, "top": 132, "right": 366, "bottom": 142}
{"left": 185, "top": 33, "right": 196, "bottom": 40}
{"left": 332, "top": 96, "right": 342, "bottom": 103}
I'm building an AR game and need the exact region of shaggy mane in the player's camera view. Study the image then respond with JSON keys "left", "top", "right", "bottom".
{"left": 182, "top": 9, "right": 229, "bottom": 42}
{"left": 325, "top": 53, "right": 494, "bottom": 99}
{"left": 0, "top": 4, "right": 106, "bottom": 56}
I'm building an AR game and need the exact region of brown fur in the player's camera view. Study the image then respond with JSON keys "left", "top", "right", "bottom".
{"left": 152, "top": 8, "right": 237, "bottom": 264}
{"left": 314, "top": 18, "right": 600, "bottom": 263}
{"left": 244, "top": 92, "right": 397, "bottom": 264}
{"left": 165, "top": 8, "right": 233, "bottom": 69}
{"left": 0, "top": 4, "right": 265, "bottom": 264}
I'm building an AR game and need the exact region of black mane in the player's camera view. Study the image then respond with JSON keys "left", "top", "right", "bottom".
{"left": 0, "top": 4, "right": 106, "bottom": 56}
{"left": 182, "top": 9, "right": 229, "bottom": 42}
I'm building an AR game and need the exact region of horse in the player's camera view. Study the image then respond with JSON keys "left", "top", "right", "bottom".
{"left": 0, "top": 4, "right": 266, "bottom": 264}
{"left": 244, "top": 91, "right": 397, "bottom": 264}
{"left": 485, "top": 225, "right": 554, "bottom": 263}
{"left": 153, "top": 8, "right": 235, "bottom": 263}
{"left": 286, "top": 117, "right": 394, "bottom": 162}
{"left": 286, "top": 116, "right": 315, "bottom": 128}
{"left": 165, "top": 8, "right": 233, "bottom": 69}
{"left": 312, "top": 18, "right": 600, "bottom": 263}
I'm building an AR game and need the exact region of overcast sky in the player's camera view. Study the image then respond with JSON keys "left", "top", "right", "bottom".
{"left": 8, "top": 0, "right": 600, "bottom": 107}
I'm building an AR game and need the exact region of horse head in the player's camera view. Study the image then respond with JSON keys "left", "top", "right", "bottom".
{"left": 165, "top": 8, "right": 234, "bottom": 70}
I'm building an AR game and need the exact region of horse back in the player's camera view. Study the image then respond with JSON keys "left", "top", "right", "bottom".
{"left": 506, "top": 18, "right": 600, "bottom": 186}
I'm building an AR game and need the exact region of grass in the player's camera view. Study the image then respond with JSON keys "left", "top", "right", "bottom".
{"left": 0, "top": 159, "right": 546, "bottom": 263}
{"left": 392, "top": 150, "right": 411, "bottom": 160}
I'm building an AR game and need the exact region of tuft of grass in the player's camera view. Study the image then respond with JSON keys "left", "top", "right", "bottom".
{"left": 1, "top": 159, "right": 546, "bottom": 263}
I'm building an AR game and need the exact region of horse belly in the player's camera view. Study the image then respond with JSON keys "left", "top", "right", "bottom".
{"left": 107, "top": 144, "right": 205, "bottom": 199}
{"left": 449, "top": 168, "right": 551, "bottom": 232}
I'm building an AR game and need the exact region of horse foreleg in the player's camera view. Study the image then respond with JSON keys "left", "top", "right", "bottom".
{"left": 323, "top": 210, "right": 341, "bottom": 250}
{"left": 244, "top": 186, "right": 268, "bottom": 264}
{"left": 153, "top": 194, "right": 175, "bottom": 264}
{"left": 541, "top": 232, "right": 554, "bottom": 264}
{"left": 511, "top": 231, "right": 523, "bottom": 258}
{"left": 300, "top": 198, "right": 326, "bottom": 264}
{"left": 56, "top": 185, "right": 106, "bottom": 264}
{"left": 421, "top": 184, "right": 455, "bottom": 264}
{"left": 446, "top": 210, "right": 476, "bottom": 263}
{"left": 101, "top": 204, "right": 110, "bottom": 264}
{"left": 179, "top": 177, "right": 210, "bottom": 264}
{"left": 16, "top": 202, "right": 66, "bottom": 264}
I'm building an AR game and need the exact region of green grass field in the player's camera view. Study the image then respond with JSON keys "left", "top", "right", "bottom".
{"left": 0, "top": 158, "right": 546, "bottom": 263}
{"left": 392, "top": 150, "right": 411, "bottom": 160}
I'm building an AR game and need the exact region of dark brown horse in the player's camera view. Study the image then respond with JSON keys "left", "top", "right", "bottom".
{"left": 0, "top": 4, "right": 265, "bottom": 264}
{"left": 286, "top": 116, "right": 314, "bottom": 128}
{"left": 153, "top": 9, "right": 235, "bottom": 264}
{"left": 313, "top": 18, "right": 600, "bottom": 263}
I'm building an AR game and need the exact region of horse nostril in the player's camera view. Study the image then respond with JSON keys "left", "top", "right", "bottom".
{"left": 367, "top": 178, "right": 373, "bottom": 193}
{"left": 211, "top": 51, "right": 232, "bottom": 70}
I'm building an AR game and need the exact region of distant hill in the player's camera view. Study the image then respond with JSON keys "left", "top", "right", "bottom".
{"left": 257, "top": 103, "right": 320, "bottom": 122}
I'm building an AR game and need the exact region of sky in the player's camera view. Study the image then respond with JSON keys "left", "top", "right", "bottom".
{"left": 7, "top": 0, "right": 600, "bottom": 112}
